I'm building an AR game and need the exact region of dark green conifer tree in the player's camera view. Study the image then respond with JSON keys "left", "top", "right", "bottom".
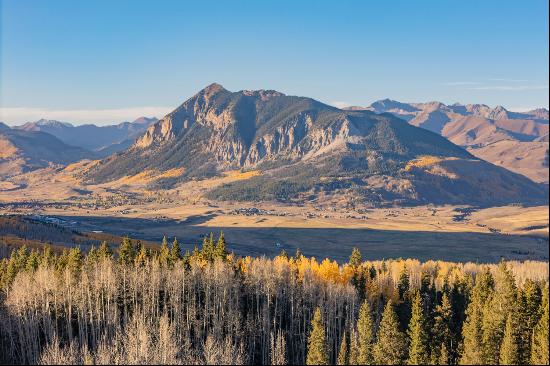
{"left": 499, "top": 311, "right": 521, "bottom": 365}
{"left": 459, "top": 268, "right": 494, "bottom": 365}
{"left": 97, "top": 241, "right": 113, "bottom": 259}
{"left": 431, "top": 293, "right": 453, "bottom": 365}
{"left": 349, "top": 247, "right": 362, "bottom": 268}
{"left": 407, "top": 291, "right": 430, "bottom": 365}
{"left": 518, "top": 279, "right": 543, "bottom": 363}
{"left": 86, "top": 245, "right": 99, "bottom": 264}
{"left": 531, "top": 285, "right": 549, "bottom": 365}
{"left": 357, "top": 300, "right": 374, "bottom": 365}
{"left": 170, "top": 237, "right": 181, "bottom": 263}
{"left": 481, "top": 262, "right": 517, "bottom": 364}
{"left": 67, "top": 247, "right": 83, "bottom": 276}
{"left": 25, "top": 250, "right": 40, "bottom": 272}
{"left": 306, "top": 308, "right": 329, "bottom": 365}
{"left": 397, "top": 265, "right": 410, "bottom": 300}
{"left": 118, "top": 237, "right": 135, "bottom": 265}
{"left": 215, "top": 232, "right": 228, "bottom": 260}
{"left": 374, "top": 300, "right": 408, "bottom": 365}
{"left": 41, "top": 245, "right": 55, "bottom": 267}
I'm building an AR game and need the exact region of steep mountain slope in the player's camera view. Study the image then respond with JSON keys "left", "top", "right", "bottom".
{"left": 16, "top": 117, "right": 157, "bottom": 156}
{"left": 84, "top": 84, "right": 547, "bottom": 206}
{"left": 0, "top": 126, "right": 96, "bottom": 178}
{"left": 347, "top": 101, "right": 549, "bottom": 183}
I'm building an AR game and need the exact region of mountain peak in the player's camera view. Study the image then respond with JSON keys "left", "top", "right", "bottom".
{"left": 526, "top": 108, "right": 549, "bottom": 119}
{"left": 241, "top": 89, "right": 286, "bottom": 100}
{"left": 35, "top": 119, "right": 73, "bottom": 128}
{"left": 487, "top": 105, "right": 510, "bottom": 120}
{"left": 370, "top": 99, "right": 419, "bottom": 113}
{"left": 200, "top": 83, "right": 227, "bottom": 95}
{"left": 132, "top": 116, "right": 158, "bottom": 125}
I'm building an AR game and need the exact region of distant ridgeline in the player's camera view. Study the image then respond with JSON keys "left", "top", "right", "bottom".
{"left": 0, "top": 234, "right": 548, "bottom": 365}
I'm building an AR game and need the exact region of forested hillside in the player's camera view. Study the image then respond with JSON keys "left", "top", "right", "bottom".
{"left": 0, "top": 235, "right": 548, "bottom": 365}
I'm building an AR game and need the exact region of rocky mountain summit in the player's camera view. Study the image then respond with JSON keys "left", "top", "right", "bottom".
{"left": 84, "top": 84, "right": 547, "bottom": 207}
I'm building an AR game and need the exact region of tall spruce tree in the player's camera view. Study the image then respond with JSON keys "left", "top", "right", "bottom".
{"left": 86, "top": 246, "right": 99, "bottom": 264}
{"left": 170, "top": 237, "right": 181, "bottom": 263}
{"left": 97, "top": 241, "right": 113, "bottom": 259}
{"left": 481, "top": 262, "right": 517, "bottom": 364}
{"left": 337, "top": 333, "right": 349, "bottom": 365}
{"left": 159, "top": 236, "right": 170, "bottom": 266}
{"left": 349, "top": 248, "right": 362, "bottom": 268}
{"left": 25, "top": 250, "right": 40, "bottom": 272}
{"left": 41, "top": 245, "right": 55, "bottom": 267}
{"left": 431, "top": 293, "right": 453, "bottom": 365}
{"left": 349, "top": 330, "right": 360, "bottom": 365}
{"left": 67, "top": 247, "right": 83, "bottom": 276}
{"left": 374, "top": 300, "right": 408, "bottom": 365}
{"left": 499, "top": 312, "right": 521, "bottom": 365}
{"left": 407, "top": 291, "right": 430, "bottom": 365}
{"left": 118, "top": 237, "right": 135, "bottom": 265}
{"left": 357, "top": 300, "right": 374, "bottom": 365}
{"left": 459, "top": 268, "right": 494, "bottom": 365}
{"left": 518, "top": 279, "right": 543, "bottom": 363}
{"left": 306, "top": 308, "right": 328, "bottom": 365}
{"left": 215, "top": 232, "right": 228, "bottom": 260}
{"left": 531, "top": 286, "right": 549, "bottom": 365}
{"left": 397, "top": 265, "right": 410, "bottom": 300}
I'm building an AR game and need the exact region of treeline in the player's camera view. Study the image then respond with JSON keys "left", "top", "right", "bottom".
{"left": 0, "top": 216, "right": 80, "bottom": 245}
{"left": 0, "top": 234, "right": 548, "bottom": 365}
{"left": 0, "top": 216, "right": 119, "bottom": 251}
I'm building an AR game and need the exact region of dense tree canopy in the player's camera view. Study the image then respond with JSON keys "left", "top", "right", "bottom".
{"left": 0, "top": 235, "right": 548, "bottom": 365}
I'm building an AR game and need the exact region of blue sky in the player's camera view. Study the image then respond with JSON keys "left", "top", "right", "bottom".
{"left": 1, "top": 0, "right": 548, "bottom": 125}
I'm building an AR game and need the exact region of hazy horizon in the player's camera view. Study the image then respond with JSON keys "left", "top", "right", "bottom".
{"left": 1, "top": 83, "right": 548, "bottom": 126}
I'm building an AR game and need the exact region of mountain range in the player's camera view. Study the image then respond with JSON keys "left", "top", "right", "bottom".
{"left": 83, "top": 84, "right": 548, "bottom": 206}
{"left": 14, "top": 117, "right": 158, "bottom": 157}
{"left": 0, "top": 117, "right": 157, "bottom": 179}
{"left": 346, "top": 100, "right": 549, "bottom": 183}
{"left": 0, "top": 124, "right": 94, "bottom": 177}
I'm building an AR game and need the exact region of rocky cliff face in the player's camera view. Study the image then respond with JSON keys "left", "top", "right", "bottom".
{"left": 133, "top": 84, "right": 355, "bottom": 167}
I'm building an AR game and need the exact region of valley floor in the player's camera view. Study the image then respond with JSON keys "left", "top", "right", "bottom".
{"left": 1, "top": 201, "right": 548, "bottom": 262}
{"left": 0, "top": 166, "right": 548, "bottom": 262}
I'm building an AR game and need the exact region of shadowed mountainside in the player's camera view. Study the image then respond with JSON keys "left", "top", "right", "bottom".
{"left": 0, "top": 127, "right": 96, "bottom": 178}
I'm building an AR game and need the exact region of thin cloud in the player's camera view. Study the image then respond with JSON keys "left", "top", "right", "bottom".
{"left": 469, "top": 85, "right": 549, "bottom": 91}
{"left": 441, "top": 81, "right": 481, "bottom": 86}
{"left": 0, "top": 106, "right": 173, "bottom": 125}
{"left": 487, "top": 78, "right": 530, "bottom": 82}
